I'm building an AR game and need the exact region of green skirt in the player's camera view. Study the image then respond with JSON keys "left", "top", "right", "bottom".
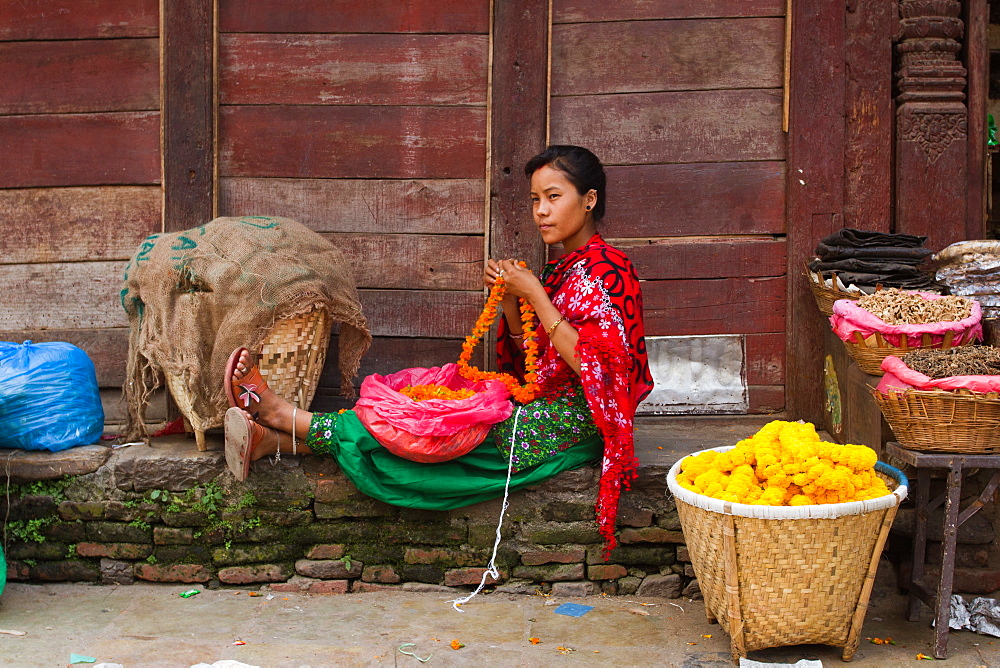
{"left": 306, "top": 410, "right": 602, "bottom": 510}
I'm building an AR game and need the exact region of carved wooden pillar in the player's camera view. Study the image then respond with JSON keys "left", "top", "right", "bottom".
{"left": 895, "top": 0, "right": 969, "bottom": 251}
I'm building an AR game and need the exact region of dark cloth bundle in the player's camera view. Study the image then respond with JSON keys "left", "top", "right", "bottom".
{"left": 819, "top": 229, "right": 927, "bottom": 249}
{"left": 808, "top": 228, "right": 936, "bottom": 289}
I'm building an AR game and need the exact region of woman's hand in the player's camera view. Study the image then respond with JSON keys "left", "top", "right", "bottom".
{"left": 495, "top": 258, "right": 544, "bottom": 301}
{"left": 484, "top": 259, "right": 505, "bottom": 288}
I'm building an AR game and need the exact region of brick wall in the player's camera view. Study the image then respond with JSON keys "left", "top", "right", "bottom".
{"left": 0, "top": 445, "right": 697, "bottom": 599}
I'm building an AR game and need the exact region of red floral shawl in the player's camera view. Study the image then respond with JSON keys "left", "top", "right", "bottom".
{"left": 498, "top": 235, "right": 654, "bottom": 556}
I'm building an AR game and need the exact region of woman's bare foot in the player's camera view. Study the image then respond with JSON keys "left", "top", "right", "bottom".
{"left": 228, "top": 349, "right": 316, "bottom": 440}
{"left": 225, "top": 407, "right": 314, "bottom": 481}
{"left": 230, "top": 350, "right": 290, "bottom": 427}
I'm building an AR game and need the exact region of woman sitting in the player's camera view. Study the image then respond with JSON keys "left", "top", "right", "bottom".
{"left": 224, "top": 144, "right": 653, "bottom": 553}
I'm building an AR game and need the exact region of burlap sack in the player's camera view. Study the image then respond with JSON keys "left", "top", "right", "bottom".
{"left": 122, "top": 216, "right": 370, "bottom": 440}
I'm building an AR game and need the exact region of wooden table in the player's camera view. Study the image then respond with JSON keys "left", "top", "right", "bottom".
{"left": 885, "top": 442, "right": 1000, "bottom": 658}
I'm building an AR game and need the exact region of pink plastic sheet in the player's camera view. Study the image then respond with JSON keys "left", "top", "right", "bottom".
{"left": 876, "top": 355, "right": 1000, "bottom": 394}
{"left": 830, "top": 291, "right": 982, "bottom": 348}
{"left": 355, "top": 363, "right": 512, "bottom": 437}
{"left": 353, "top": 363, "right": 514, "bottom": 464}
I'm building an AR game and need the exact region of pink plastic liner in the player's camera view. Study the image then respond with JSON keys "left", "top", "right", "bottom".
{"left": 830, "top": 291, "right": 982, "bottom": 348}
{"left": 354, "top": 363, "right": 513, "bottom": 437}
{"left": 876, "top": 355, "right": 1000, "bottom": 394}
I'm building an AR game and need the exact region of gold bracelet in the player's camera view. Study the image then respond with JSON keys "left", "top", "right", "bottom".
{"left": 546, "top": 316, "right": 565, "bottom": 338}
{"left": 509, "top": 333, "right": 524, "bottom": 340}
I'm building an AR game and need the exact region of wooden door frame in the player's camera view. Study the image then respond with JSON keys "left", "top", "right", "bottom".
{"left": 785, "top": 0, "right": 848, "bottom": 423}
{"left": 786, "top": 0, "right": 988, "bottom": 422}
{"left": 160, "top": 0, "right": 218, "bottom": 234}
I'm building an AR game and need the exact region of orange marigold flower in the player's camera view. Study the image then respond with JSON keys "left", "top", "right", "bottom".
{"left": 457, "top": 276, "right": 541, "bottom": 403}
{"left": 450, "top": 639, "right": 465, "bottom": 650}
{"left": 399, "top": 384, "right": 475, "bottom": 402}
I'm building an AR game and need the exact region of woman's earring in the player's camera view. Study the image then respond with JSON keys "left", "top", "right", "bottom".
{"left": 585, "top": 205, "right": 592, "bottom": 210}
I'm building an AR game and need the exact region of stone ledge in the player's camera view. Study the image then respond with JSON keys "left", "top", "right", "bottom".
{"left": 0, "top": 445, "right": 111, "bottom": 480}
{"left": 0, "top": 415, "right": 776, "bottom": 485}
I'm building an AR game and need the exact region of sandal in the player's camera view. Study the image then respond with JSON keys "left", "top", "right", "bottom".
{"left": 224, "top": 347, "right": 269, "bottom": 411}
{"left": 224, "top": 407, "right": 274, "bottom": 482}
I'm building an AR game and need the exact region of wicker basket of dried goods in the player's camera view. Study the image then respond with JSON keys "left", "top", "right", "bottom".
{"left": 667, "top": 420, "right": 908, "bottom": 664}
{"left": 830, "top": 289, "right": 982, "bottom": 375}
{"left": 805, "top": 265, "right": 862, "bottom": 316}
{"left": 872, "top": 348, "right": 1000, "bottom": 454}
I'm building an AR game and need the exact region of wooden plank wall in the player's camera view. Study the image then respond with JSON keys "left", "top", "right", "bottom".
{"left": 0, "top": 0, "right": 161, "bottom": 422}
{"left": 549, "top": 0, "right": 788, "bottom": 412}
{"left": 214, "top": 1, "right": 491, "bottom": 408}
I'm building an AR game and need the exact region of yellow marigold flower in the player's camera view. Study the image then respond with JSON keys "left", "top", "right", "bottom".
{"left": 759, "top": 487, "right": 786, "bottom": 505}
{"left": 704, "top": 481, "right": 726, "bottom": 497}
{"left": 678, "top": 420, "right": 891, "bottom": 506}
{"left": 680, "top": 451, "right": 716, "bottom": 474}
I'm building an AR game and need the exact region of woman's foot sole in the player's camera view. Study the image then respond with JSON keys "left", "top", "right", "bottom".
{"left": 224, "top": 407, "right": 256, "bottom": 481}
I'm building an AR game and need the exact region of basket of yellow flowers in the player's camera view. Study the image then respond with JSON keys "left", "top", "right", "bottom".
{"left": 666, "top": 420, "right": 908, "bottom": 665}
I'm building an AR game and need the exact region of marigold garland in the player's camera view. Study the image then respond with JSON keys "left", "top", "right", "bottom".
{"left": 676, "top": 420, "right": 891, "bottom": 506}
{"left": 399, "top": 384, "right": 475, "bottom": 402}
{"left": 456, "top": 275, "right": 541, "bottom": 404}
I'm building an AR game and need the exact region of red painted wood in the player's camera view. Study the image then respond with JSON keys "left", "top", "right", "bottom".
{"left": 641, "top": 276, "right": 785, "bottom": 336}
{"left": 617, "top": 237, "right": 786, "bottom": 280}
{"left": 0, "top": 328, "right": 130, "bottom": 387}
{"left": 896, "top": 133, "right": 969, "bottom": 251}
{"left": 220, "top": 34, "right": 487, "bottom": 106}
{"left": 357, "top": 290, "right": 483, "bottom": 339}
{"left": 321, "top": 233, "right": 482, "bottom": 290}
{"left": 785, "top": 0, "right": 847, "bottom": 422}
{"left": 552, "top": 18, "right": 783, "bottom": 96}
{"left": 0, "top": 0, "right": 158, "bottom": 41}
{"left": 601, "top": 162, "right": 785, "bottom": 238}
{"left": 319, "top": 336, "right": 462, "bottom": 388}
{"left": 0, "top": 260, "right": 128, "bottom": 331}
{"left": 162, "top": 0, "right": 217, "bottom": 233}
{"left": 965, "top": 0, "right": 989, "bottom": 240}
{"left": 220, "top": 0, "right": 489, "bottom": 34}
{"left": 745, "top": 332, "right": 786, "bottom": 385}
{"left": 0, "top": 39, "right": 158, "bottom": 115}
{"left": 488, "top": 0, "right": 550, "bottom": 274}
{"left": 550, "top": 89, "right": 784, "bottom": 165}
{"left": 0, "top": 112, "right": 160, "bottom": 188}
{"left": 553, "top": 0, "right": 785, "bottom": 23}
{"left": 843, "top": 0, "right": 893, "bottom": 233}
{"left": 219, "top": 177, "right": 485, "bottom": 235}
{"left": 748, "top": 385, "right": 785, "bottom": 413}
{"left": 219, "top": 106, "right": 486, "bottom": 179}
{"left": 0, "top": 186, "right": 160, "bottom": 264}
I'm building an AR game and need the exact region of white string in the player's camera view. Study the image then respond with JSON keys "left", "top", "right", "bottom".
{"left": 448, "top": 405, "right": 522, "bottom": 612}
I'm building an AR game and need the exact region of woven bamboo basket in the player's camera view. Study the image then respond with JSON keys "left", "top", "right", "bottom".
{"left": 169, "top": 308, "right": 333, "bottom": 451}
{"left": 257, "top": 308, "right": 333, "bottom": 412}
{"left": 805, "top": 267, "right": 861, "bottom": 317}
{"left": 667, "top": 449, "right": 908, "bottom": 665}
{"left": 872, "top": 388, "right": 1000, "bottom": 454}
{"left": 842, "top": 329, "right": 970, "bottom": 376}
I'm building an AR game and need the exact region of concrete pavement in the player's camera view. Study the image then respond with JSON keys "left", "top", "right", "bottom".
{"left": 0, "top": 564, "right": 997, "bottom": 668}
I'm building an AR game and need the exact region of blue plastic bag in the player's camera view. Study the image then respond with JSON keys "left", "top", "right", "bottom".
{"left": 0, "top": 341, "right": 104, "bottom": 451}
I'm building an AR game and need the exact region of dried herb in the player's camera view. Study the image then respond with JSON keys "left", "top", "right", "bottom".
{"left": 901, "top": 347, "right": 1000, "bottom": 378}
{"left": 856, "top": 289, "right": 973, "bottom": 325}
